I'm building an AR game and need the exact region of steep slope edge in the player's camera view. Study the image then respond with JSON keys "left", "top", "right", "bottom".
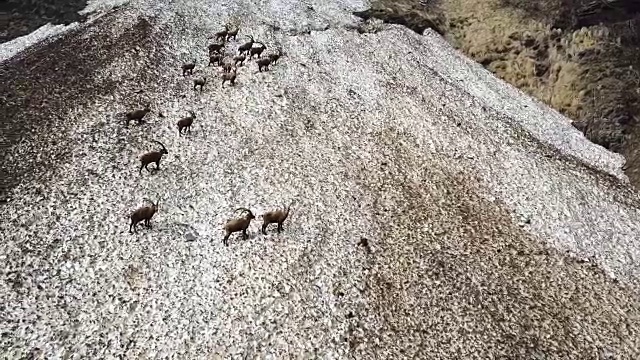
{"left": 356, "top": 0, "right": 640, "bottom": 189}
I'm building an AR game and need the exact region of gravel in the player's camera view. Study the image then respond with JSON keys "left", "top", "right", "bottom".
{"left": 1, "top": 0, "right": 640, "bottom": 358}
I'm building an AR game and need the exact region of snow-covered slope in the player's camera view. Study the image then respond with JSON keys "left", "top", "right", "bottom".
{"left": 1, "top": 0, "right": 639, "bottom": 358}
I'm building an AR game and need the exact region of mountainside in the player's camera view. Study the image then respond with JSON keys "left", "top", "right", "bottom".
{"left": 1, "top": 0, "right": 640, "bottom": 358}
{"left": 356, "top": 0, "right": 640, "bottom": 189}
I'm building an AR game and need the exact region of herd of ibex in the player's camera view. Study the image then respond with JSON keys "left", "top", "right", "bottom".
{"left": 124, "top": 22, "right": 291, "bottom": 246}
{"left": 194, "top": 25, "right": 284, "bottom": 91}
{"left": 130, "top": 200, "right": 292, "bottom": 247}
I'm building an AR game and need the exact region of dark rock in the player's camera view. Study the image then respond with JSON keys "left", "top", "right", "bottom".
{"left": 576, "top": 0, "right": 640, "bottom": 28}
{"left": 534, "top": 61, "right": 549, "bottom": 76}
{"left": 614, "top": 114, "right": 631, "bottom": 126}
{"left": 522, "top": 35, "right": 536, "bottom": 47}
{"left": 357, "top": 237, "right": 369, "bottom": 247}
{"left": 1, "top": 0, "right": 90, "bottom": 43}
{"left": 549, "top": 29, "right": 562, "bottom": 40}
{"left": 353, "top": 5, "right": 446, "bottom": 36}
{"left": 346, "top": 311, "right": 355, "bottom": 319}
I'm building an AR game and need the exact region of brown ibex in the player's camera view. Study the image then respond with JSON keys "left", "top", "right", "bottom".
{"left": 221, "top": 60, "right": 234, "bottom": 73}
{"left": 249, "top": 41, "right": 267, "bottom": 59}
{"left": 129, "top": 196, "right": 159, "bottom": 233}
{"left": 193, "top": 77, "right": 207, "bottom": 92}
{"left": 123, "top": 103, "right": 151, "bottom": 127}
{"left": 214, "top": 24, "right": 229, "bottom": 41}
{"left": 208, "top": 40, "right": 226, "bottom": 55}
{"left": 221, "top": 68, "right": 237, "bottom": 87}
{"left": 182, "top": 60, "right": 196, "bottom": 76}
{"left": 256, "top": 57, "right": 271, "bottom": 72}
{"left": 268, "top": 49, "right": 283, "bottom": 65}
{"left": 261, "top": 204, "right": 291, "bottom": 235}
{"left": 177, "top": 111, "right": 196, "bottom": 135}
{"left": 139, "top": 140, "right": 168, "bottom": 174}
{"left": 237, "top": 35, "right": 254, "bottom": 56}
{"left": 222, "top": 207, "right": 255, "bottom": 246}
{"left": 208, "top": 54, "right": 222, "bottom": 66}
{"left": 233, "top": 54, "right": 246, "bottom": 66}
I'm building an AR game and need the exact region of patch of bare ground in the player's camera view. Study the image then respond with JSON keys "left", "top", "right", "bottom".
{"left": 357, "top": 0, "right": 640, "bottom": 189}
{"left": 344, "top": 128, "right": 640, "bottom": 358}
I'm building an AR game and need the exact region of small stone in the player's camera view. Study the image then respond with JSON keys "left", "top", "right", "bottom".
{"left": 357, "top": 237, "right": 369, "bottom": 247}
{"left": 346, "top": 311, "right": 355, "bottom": 319}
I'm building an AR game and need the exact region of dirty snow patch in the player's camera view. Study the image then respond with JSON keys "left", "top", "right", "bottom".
{"left": 79, "top": 0, "right": 131, "bottom": 15}
{"left": 0, "top": 23, "right": 79, "bottom": 63}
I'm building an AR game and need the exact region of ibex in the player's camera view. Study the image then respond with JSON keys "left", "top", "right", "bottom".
{"left": 182, "top": 60, "right": 196, "bottom": 76}
{"left": 129, "top": 197, "right": 159, "bottom": 233}
{"left": 208, "top": 54, "right": 223, "bottom": 66}
{"left": 261, "top": 204, "right": 291, "bottom": 234}
{"left": 222, "top": 207, "right": 255, "bottom": 246}
{"left": 139, "top": 140, "right": 168, "bottom": 174}
{"left": 123, "top": 103, "right": 151, "bottom": 127}
{"left": 193, "top": 77, "right": 207, "bottom": 92}
{"left": 208, "top": 40, "right": 226, "bottom": 55}
{"left": 237, "top": 35, "right": 254, "bottom": 56}
{"left": 268, "top": 49, "right": 283, "bottom": 65}
{"left": 214, "top": 24, "right": 229, "bottom": 41}
{"left": 233, "top": 54, "right": 246, "bottom": 66}
{"left": 256, "top": 57, "right": 271, "bottom": 72}
{"left": 221, "top": 60, "right": 234, "bottom": 73}
{"left": 222, "top": 68, "right": 237, "bottom": 87}
{"left": 177, "top": 111, "right": 196, "bottom": 135}
{"left": 249, "top": 41, "right": 267, "bottom": 59}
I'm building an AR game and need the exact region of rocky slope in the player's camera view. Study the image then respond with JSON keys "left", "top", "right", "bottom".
{"left": 357, "top": 0, "right": 640, "bottom": 189}
{"left": 1, "top": 0, "right": 640, "bottom": 358}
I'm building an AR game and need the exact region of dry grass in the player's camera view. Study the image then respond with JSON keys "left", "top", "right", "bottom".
{"left": 363, "top": 0, "right": 640, "bottom": 188}
{"left": 451, "top": 9, "right": 640, "bottom": 181}
{"left": 444, "top": 0, "right": 610, "bottom": 128}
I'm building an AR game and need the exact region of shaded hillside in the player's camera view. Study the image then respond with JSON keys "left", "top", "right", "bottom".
{"left": 0, "top": 0, "right": 88, "bottom": 43}
{"left": 357, "top": 0, "right": 640, "bottom": 189}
